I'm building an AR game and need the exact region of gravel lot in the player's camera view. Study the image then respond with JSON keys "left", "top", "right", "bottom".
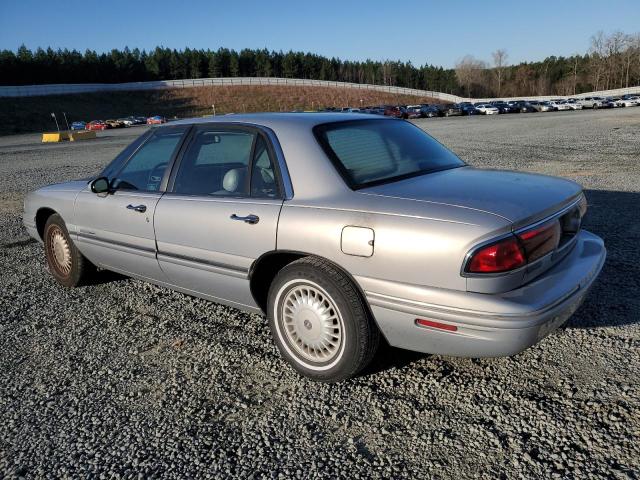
{"left": 1, "top": 109, "right": 638, "bottom": 479}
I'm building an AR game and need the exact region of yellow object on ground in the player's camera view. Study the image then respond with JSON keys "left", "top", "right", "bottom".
{"left": 41, "top": 131, "right": 96, "bottom": 142}
{"left": 68, "top": 130, "right": 96, "bottom": 141}
{"left": 42, "top": 132, "right": 69, "bottom": 142}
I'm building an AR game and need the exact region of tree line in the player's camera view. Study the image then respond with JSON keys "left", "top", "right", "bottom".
{"left": 1, "top": 30, "right": 638, "bottom": 97}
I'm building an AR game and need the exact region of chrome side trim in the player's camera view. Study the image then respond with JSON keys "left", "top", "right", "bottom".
{"left": 99, "top": 262, "right": 260, "bottom": 313}
{"left": 76, "top": 232, "right": 156, "bottom": 255}
{"left": 157, "top": 251, "right": 249, "bottom": 278}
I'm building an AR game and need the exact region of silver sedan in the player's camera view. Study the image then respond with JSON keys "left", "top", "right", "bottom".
{"left": 23, "top": 113, "right": 606, "bottom": 382}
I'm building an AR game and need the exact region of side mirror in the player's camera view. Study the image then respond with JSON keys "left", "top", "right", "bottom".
{"left": 90, "top": 177, "right": 110, "bottom": 194}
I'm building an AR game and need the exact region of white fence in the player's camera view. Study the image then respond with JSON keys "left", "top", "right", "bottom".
{"left": 0, "top": 77, "right": 638, "bottom": 102}
{"left": 0, "top": 77, "right": 461, "bottom": 102}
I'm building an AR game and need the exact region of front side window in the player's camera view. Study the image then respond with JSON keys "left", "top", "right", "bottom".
{"left": 112, "top": 128, "right": 186, "bottom": 192}
{"left": 314, "top": 119, "right": 464, "bottom": 189}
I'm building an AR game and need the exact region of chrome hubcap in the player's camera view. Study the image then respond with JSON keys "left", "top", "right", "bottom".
{"left": 281, "top": 284, "right": 342, "bottom": 362}
{"left": 49, "top": 228, "right": 72, "bottom": 275}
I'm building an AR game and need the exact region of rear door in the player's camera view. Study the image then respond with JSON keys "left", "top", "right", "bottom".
{"left": 74, "top": 126, "right": 189, "bottom": 281}
{"left": 154, "top": 125, "right": 285, "bottom": 310}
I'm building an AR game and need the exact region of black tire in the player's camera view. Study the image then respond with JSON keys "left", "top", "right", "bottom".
{"left": 44, "top": 213, "right": 95, "bottom": 287}
{"left": 267, "top": 257, "right": 380, "bottom": 382}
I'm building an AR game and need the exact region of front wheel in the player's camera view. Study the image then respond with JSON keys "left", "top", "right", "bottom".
{"left": 44, "top": 213, "right": 95, "bottom": 287}
{"left": 267, "top": 257, "right": 380, "bottom": 382}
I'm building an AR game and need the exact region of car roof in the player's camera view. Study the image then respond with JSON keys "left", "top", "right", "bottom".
{"left": 163, "top": 112, "right": 398, "bottom": 200}
{"left": 167, "top": 112, "right": 392, "bottom": 131}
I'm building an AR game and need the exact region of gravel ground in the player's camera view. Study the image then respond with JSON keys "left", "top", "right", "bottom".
{"left": 0, "top": 109, "right": 638, "bottom": 479}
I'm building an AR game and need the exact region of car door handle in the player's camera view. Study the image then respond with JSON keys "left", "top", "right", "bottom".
{"left": 230, "top": 214, "right": 259, "bottom": 225}
{"left": 126, "top": 204, "right": 147, "bottom": 213}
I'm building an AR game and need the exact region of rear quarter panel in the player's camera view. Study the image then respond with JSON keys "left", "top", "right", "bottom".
{"left": 276, "top": 194, "right": 510, "bottom": 292}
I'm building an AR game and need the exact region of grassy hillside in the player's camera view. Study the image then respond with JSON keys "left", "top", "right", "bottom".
{"left": 0, "top": 85, "right": 438, "bottom": 135}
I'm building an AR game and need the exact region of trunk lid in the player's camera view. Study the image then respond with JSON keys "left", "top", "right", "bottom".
{"left": 359, "top": 166, "right": 582, "bottom": 229}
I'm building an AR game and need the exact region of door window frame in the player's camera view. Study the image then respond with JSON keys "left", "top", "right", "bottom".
{"left": 166, "top": 123, "right": 287, "bottom": 200}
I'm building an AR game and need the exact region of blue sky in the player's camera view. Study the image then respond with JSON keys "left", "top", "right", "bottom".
{"left": 1, "top": 0, "right": 638, "bottom": 68}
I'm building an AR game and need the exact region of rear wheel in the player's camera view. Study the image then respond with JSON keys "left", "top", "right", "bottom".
{"left": 44, "top": 214, "right": 95, "bottom": 287}
{"left": 267, "top": 257, "right": 380, "bottom": 382}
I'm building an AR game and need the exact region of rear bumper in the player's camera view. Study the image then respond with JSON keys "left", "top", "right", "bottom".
{"left": 361, "top": 230, "right": 606, "bottom": 357}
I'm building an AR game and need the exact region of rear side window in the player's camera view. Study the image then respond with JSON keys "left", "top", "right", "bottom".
{"left": 314, "top": 119, "right": 464, "bottom": 189}
{"left": 172, "top": 127, "right": 281, "bottom": 198}
{"left": 174, "top": 129, "right": 255, "bottom": 196}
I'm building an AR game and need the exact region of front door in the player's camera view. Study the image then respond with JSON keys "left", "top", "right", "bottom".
{"left": 154, "top": 126, "right": 284, "bottom": 310}
{"left": 74, "top": 126, "right": 188, "bottom": 281}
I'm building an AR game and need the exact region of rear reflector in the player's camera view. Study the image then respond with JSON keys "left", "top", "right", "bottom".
{"left": 415, "top": 318, "right": 458, "bottom": 332}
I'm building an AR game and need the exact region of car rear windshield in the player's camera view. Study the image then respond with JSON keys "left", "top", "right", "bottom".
{"left": 313, "top": 119, "right": 464, "bottom": 189}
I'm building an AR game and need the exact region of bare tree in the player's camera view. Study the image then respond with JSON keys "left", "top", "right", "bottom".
{"left": 572, "top": 55, "right": 579, "bottom": 95}
{"left": 492, "top": 49, "right": 508, "bottom": 96}
{"left": 589, "top": 31, "right": 606, "bottom": 90}
{"left": 455, "top": 55, "right": 486, "bottom": 97}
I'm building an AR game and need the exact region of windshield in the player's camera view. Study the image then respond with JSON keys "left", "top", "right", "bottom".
{"left": 313, "top": 119, "right": 464, "bottom": 189}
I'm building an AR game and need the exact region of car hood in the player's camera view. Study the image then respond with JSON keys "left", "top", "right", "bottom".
{"left": 38, "top": 179, "right": 90, "bottom": 193}
{"left": 359, "top": 166, "right": 582, "bottom": 228}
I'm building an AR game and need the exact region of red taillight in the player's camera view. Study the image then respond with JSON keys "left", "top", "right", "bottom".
{"left": 517, "top": 219, "right": 561, "bottom": 262}
{"left": 467, "top": 236, "right": 525, "bottom": 273}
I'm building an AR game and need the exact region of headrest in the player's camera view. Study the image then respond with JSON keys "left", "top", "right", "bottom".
{"left": 223, "top": 168, "right": 245, "bottom": 193}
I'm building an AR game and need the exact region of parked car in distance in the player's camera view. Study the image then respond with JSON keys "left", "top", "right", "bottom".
{"left": 418, "top": 104, "right": 441, "bottom": 118}
{"left": 475, "top": 104, "right": 500, "bottom": 115}
{"left": 613, "top": 97, "right": 637, "bottom": 107}
{"left": 490, "top": 101, "right": 515, "bottom": 113}
{"left": 509, "top": 101, "right": 537, "bottom": 113}
{"left": 403, "top": 105, "right": 423, "bottom": 119}
{"left": 23, "top": 113, "right": 606, "bottom": 382}
{"left": 548, "top": 100, "right": 571, "bottom": 111}
{"left": 85, "top": 120, "right": 109, "bottom": 131}
{"left": 118, "top": 117, "right": 134, "bottom": 126}
{"left": 384, "top": 106, "right": 404, "bottom": 118}
{"left": 564, "top": 99, "right": 583, "bottom": 110}
{"left": 105, "top": 119, "right": 126, "bottom": 129}
{"left": 458, "top": 103, "right": 479, "bottom": 115}
{"left": 437, "top": 103, "right": 463, "bottom": 117}
{"left": 578, "top": 96, "right": 607, "bottom": 109}
{"left": 530, "top": 101, "right": 553, "bottom": 112}
{"left": 147, "top": 115, "right": 168, "bottom": 125}
{"left": 70, "top": 121, "right": 86, "bottom": 131}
